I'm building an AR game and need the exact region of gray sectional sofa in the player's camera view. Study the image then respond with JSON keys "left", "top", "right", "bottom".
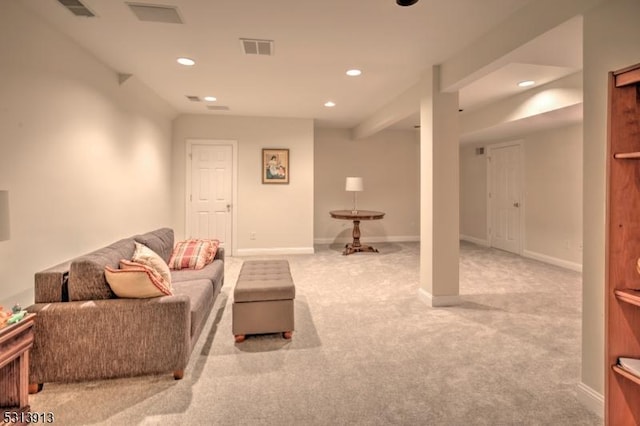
{"left": 26, "top": 228, "right": 223, "bottom": 390}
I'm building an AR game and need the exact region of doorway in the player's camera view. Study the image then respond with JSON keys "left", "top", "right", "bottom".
{"left": 487, "top": 141, "right": 523, "bottom": 255}
{"left": 186, "top": 140, "right": 237, "bottom": 255}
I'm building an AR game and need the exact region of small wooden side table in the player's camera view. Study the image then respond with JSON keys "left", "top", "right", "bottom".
{"left": 330, "top": 210, "right": 385, "bottom": 255}
{"left": 0, "top": 313, "right": 36, "bottom": 424}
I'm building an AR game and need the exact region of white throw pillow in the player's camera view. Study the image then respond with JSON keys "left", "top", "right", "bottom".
{"left": 132, "top": 242, "right": 172, "bottom": 290}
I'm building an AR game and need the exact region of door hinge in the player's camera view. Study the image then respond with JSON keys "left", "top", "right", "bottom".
{"left": 189, "top": 194, "right": 192, "bottom": 202}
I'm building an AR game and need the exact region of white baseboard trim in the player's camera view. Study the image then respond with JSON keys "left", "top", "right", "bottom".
{"left": 314, "top": 235, "right": 420, "bottom": 245}
{"left": 522, "top": 249, "right": 582, "bottom": 272}
{"left": 235, "top": 247, "right": 315, "bottom": 256}
{"left": 460, "top": 234, "right": 490, "bottom": 247}
{"left": 577, "top": 382, "right": 604, "bottom": 418}
{"left": 417, "top": 288, "right": 462, "bottom": 307}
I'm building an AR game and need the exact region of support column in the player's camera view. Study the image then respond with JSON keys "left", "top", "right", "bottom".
{"left": 418, "top": 65, "right": 460, "bottom": 307}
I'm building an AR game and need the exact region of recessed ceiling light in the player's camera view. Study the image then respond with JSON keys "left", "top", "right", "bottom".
{"left": 177, "top": 57, "right": 195, "bottom": 66}
{"left": 203, "top": 96, "right": 217, "bottom": 102}
{"left": 324, "top": 101, "right": 336, "bottom": 108}
{"left": 346, "top": 69, "right": 362, "bottom": 77}
{"left": 518, "top": 80, "right": 535, "bottom": 87}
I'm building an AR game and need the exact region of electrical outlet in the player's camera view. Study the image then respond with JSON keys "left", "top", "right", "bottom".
{"left": 250, "top": 232, "right": 256, "bottom": 240}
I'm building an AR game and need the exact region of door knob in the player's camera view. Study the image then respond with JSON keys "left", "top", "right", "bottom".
{"left": 513, "top": 202, "right": 520, "bottom": 208}
{"left": 226, "top": 204, "right": 231, "bottom": 212}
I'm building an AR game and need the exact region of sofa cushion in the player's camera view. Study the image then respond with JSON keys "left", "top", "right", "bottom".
{"left": 68, "top": 238, "right": 136, "bottom": 301}
{"left": 168, "top": 239, "right": 219, "bottom": 270}
{"left": 132, "top": 242, "right": 172, "bottom": 289}
{"left": 134, "top": 228, "right": 174, "bottom": 264}
{"left": 105, "top": 261, "right": 173, "bottom": 298}
{"left": 171, "top": 259, "right": 224, "bottom": 285}
{"left": 172, "top": 279, "right": 214, "bottom": 338}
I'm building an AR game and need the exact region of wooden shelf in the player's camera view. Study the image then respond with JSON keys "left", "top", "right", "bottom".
{"left": 615, "top": 65, "right": 640, "bottom": 87}
{"left": 605, "top": 62, "right": 640, "bottom": 425}
{"left": 614, "top": 152, "right": 640, "bottom": 159}
{"left": 613, "top": 364, "right": 640, "bottom": 387}
{"left": 614, "top": 289, "right": 640, "bottom": 307}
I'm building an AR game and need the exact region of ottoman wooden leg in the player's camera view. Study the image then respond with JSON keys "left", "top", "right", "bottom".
{"left": 234, "top": 334, "right": 246, "bottom": 343}
{"left": 283, "top": 331, "right": 293, "bottom": 340}
{"left": 29, "top": 383, "right": 43, "bottom": 394}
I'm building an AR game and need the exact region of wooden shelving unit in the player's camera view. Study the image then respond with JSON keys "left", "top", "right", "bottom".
{"left": 0, "top": 314, "right": 35, "bottom": 425}
{"left": 605, "top": 62, "right": 640, "bottom": 426}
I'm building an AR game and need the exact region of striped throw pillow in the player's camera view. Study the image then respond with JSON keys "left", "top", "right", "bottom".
{"left": 168, "top": 239, "right": 219, "bottom": 270}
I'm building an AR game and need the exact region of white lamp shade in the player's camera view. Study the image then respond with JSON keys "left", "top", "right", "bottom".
{"left": 0, "top": 190, "right": 9, "bottom": 241}
{"left": 345, "top": 177, "right": 363, "bottom": 192}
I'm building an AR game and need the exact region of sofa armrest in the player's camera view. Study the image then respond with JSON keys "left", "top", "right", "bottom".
{"left": 215, "top": 247, "right": 225, "bottom": 262}
{"left": 26, "top": 295, "right": 191, "bottom": 384}
{"left": 34, "top": 260, "right": 73, "bottom": 303}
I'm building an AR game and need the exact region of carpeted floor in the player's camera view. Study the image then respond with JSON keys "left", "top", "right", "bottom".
{"left": 29, "top": 242, "right": 603, "bottom": 425}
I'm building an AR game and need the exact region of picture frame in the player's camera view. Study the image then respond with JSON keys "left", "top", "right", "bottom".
{"left": 262, "top": 148, "right": 289, "bottom": 184}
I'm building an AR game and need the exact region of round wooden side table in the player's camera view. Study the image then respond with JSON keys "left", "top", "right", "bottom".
{"left": 329, "top": 210, "right": 385, "bottom": 255}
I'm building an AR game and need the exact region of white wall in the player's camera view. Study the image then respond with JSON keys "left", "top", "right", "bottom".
{"left": 460, "top": 124, "right": 583, "bottom": 269}
{"left": 171, "top": 115, "right": 314, "bottom": 255}
{"left": 459, "top": 145, "right": 488, "bottom": 244}
{"left": 0, "top": 2, "right": 175, "bottom": 308}
{"left": 524, "top": 125, "right": 582, "bottom": 267}
{"left": 314, "top": 127, "right": 420, "bottom": 244}
{"left": 582, "top": 0, "right": 640, "bottom": 405}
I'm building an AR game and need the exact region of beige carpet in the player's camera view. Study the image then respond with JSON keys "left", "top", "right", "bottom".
{"left": 29, "top": 242, "right": 602, "bottom": 425}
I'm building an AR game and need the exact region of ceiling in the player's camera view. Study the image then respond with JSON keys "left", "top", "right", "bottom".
{"left": 18, "top": 0, "right": 582, "bottom": 140}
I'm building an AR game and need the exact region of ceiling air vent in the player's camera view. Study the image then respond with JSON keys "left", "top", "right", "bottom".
{"left": 186, "top": 95, "right": 201, "bottom": 102}
{"left": 207, "top": 105, "right": 230, "bottom": 111}
{"left": 127, "top": 3, "right": 183, "bottom": 24}
{"left": 57, "top": 0, "right": 96, "bottom": 17}
{"left": 240, "top": 38, "right": 274, "bottom": 56}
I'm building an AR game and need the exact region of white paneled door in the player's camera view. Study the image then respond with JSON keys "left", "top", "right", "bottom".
{"left": 488, "top": 142, "right": 522, "bottom": 254}
{"left": 188, "top": 144, "right": 233, "bottom": 251}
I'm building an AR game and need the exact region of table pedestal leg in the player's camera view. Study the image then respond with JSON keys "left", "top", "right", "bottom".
{"left": 343, "top": 219, "right": 379, "bottom": 255}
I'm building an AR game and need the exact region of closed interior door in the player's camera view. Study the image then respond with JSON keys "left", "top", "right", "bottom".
{"left": 189, "top": 144, "right": 233, "bottom": 250}
{"left": 489, "top": 143, "right": 522, "bottom": 254}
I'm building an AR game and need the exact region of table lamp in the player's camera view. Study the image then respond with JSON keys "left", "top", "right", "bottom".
{"left": 0, "top": 190, "right": 9, "bottom": 241}
{"left": 345, "top": 177, "right": 363, "bottom": 214}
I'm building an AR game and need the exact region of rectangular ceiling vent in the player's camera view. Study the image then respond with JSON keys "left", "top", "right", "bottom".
{"left": 57, "top": 0, "right": 96, "bottom": 17}
{"left": 127, "top": 3, "right": 183, "bottom": 24}
{"left": 186, "top": 95, "right": 201, "bottom": 102}
{"left": 207, "top": 105, "right": 230, "bottom": 111}
{"left": 240, "top": 38, "right": 274, "bottom": 56}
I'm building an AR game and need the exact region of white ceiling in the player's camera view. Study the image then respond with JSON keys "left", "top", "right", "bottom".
{"left": 459, "top": 103, "right": 583, "bottom": 144}
{"left": 18, "top": 0, "right": 582, "bottom": 139}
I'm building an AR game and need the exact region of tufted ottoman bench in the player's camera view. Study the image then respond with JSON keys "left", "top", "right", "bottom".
{"left": 232, "top": 260, "right": 295, "bottom": 343}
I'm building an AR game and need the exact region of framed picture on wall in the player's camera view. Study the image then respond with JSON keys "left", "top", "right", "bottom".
{"left": 262, "top": 148, "right": 289, "bottom": 184}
